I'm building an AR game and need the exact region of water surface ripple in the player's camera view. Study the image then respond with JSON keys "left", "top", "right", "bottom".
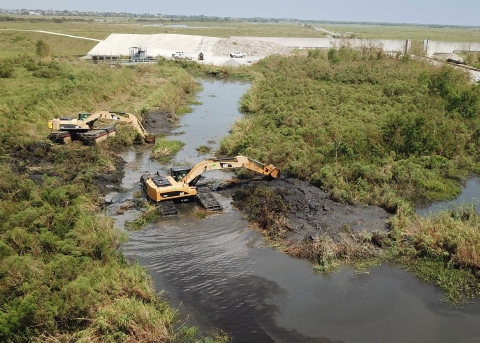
{"left": 120, "top": 79, "right": 480, "bottom": 343}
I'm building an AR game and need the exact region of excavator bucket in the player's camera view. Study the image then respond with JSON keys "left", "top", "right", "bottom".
{"left": 264, "top": 164, "right": 280, "bottom": 179}
{"left": 144, "top": 135, "right": 156, "bottom": 143}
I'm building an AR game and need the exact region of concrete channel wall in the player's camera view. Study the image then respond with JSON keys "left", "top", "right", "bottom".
{"left": 232, "top": 36, "right": 411, "bottom": 53}
{"left": 423, "top": 39, "right": 480, "bottom": 56}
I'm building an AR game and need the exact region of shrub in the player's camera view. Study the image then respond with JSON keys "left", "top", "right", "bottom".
{"left": 35, "top": 40, "right": 51, "bottom": 58}
{"left": 0, "top": 64, "right": 15, "bottom": 78}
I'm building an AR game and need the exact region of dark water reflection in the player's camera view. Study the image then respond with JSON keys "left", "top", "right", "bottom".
{"left": 416, "top": 177, "right": 480, "bottom": 216}
{"left": 118, "top": 79, "right": 480, "bottom": 343}
{"left": 123, "top": 205, "right": 480, "bottom": 343}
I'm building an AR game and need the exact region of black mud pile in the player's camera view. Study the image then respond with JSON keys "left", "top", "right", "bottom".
{"left": 219, "top": 174, "right": 392, "bottom": 244}
{"left": 93, "top": 153, "right": 125, "bottom": 195}
{"left": 10, "top": 142, "right": 125, "bottom": 196}
{"left": 143, "top": 110, "right": 175, "bottom": 135}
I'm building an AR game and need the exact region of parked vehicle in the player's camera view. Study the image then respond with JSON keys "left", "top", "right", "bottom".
{"left": 172, "top": 51, "right": 185, "bottom": 58}
{"left": 230, "top": 51, "right": 246, "bottom": 58}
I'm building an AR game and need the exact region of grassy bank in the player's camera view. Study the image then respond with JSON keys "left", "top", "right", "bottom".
{"left": 390, "top": 203, "right": 480, "bottom": 302}
{"left": 220, "top": 49, "right": 480, "bottom": 207}
{"left": 0, "top": 164, "right": 172, "bottom": 341}
{"left": 0, "top": 55, "right": 197, "bottom": 152}
{"left": 0, "top": 54, "right": 227, "bottom": 341}
{"left": 218, "top": 48, "right": 480, "bottom": 302}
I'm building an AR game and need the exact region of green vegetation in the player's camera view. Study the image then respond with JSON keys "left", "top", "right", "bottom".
{"left": 151, "top": 137, "right": 185, "bottom": 162}
{"left": 0, "top": 165, "right": 174, "bottom": 341}
{"left": 390, "top": 202, "right": 480, "bottom": 302}
{"left": 196, "top": 145, "right": 212, "bottom": 155}
{"left": 125, "top": 204, "right": 161, "bottom": 231}
{"left": 35, "top": 39, "right": 51, "bottom": 57}
{"left": 221, "top": 48, "right": 480, "bottom": 207}
{"left": 0, "top": 51, "right": 225, "bottom": 340}
{"left": 220, "top": 48, "right": 480, "bottom": 302}
{"left": 460, "top": 52, "right": 480, "bottom": 69}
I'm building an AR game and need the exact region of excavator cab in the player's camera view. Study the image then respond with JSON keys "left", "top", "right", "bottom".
{"left": 170, "top": 166, "right": 192, "bottom": 182}
{"left": 78, "top": 112, "right": 90, "bottom": 120}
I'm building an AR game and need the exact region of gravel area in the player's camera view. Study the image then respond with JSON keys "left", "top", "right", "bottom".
{"left": 213, "top": 38, "right": 292, "bottom": 57}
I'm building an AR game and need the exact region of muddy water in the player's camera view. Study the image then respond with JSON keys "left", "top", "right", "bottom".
{"left": 416, "top": 177, "right": 480, "bottom": 216}
{"left": 116, "top": 79, "right": 480, "bottom": 343}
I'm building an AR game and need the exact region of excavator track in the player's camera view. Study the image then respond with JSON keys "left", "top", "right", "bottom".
{"left": 195, "top": 188, "right": 223, "bottom": 211}
{"left": 157, "top": 200, "right": 178, "bottom": 216}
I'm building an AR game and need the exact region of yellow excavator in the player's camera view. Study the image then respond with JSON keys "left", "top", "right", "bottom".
{"left": 47, "top": 110, "right": 155, "bottom": 145}
{"left": 141, "top": 155, "right": 280, "bottom": 214}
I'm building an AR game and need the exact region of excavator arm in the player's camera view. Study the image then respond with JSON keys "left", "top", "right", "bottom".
{"left": 49, "top": 110, "right": 154, "bottom": 142}
{"left": 80, "top": 111, "right": 149, "bottom": 138}
{"left": 108, "top": 111, "right": 150, "bottom": 139}
{"left": 181, "top": 155, "right": 280, "bottom": 186}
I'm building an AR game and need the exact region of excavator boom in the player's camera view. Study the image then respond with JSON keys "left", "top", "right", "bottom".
{"left": 48, "top": 110, "right": 154, "bottom": 144}
{"left": 181, "top": 155, "right": 280, "bottom": 186}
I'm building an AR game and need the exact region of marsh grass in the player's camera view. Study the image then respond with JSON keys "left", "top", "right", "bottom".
{"left": 151, "top": 137, "right": 185, "bottom": 162}
{"left": 77, "top": 297, "right": 174, "bottom": 342}
{"left": 0, "top": 42, "right": 225, "bottom": 340}
{"left": 0, "top": 166, "right": 178, "bottom": 341}
{"left": 221, "top": 48, "right": 480, "bottom": 302}
{"left": 388, "top": 203, "right": 480, "bottom": 302}
{"left": 286, "top": 231, "right": 389, "bottom": 273}
{"left": 196, "top": 145, "right": 212, "bottom": 155}
{"left": 219, "top": 48, "right": 480, "bottom": 206}
{"left": 0, "top": 56, "right": 196, "bottom": 156}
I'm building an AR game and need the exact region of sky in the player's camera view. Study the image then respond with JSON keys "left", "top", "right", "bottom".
{"left": 1, "top": 0, "right": 479, "bottom": 26}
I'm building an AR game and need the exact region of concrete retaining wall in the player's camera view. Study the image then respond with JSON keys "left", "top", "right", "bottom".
{"left": 424, "top": 40, "right": 480, "bottom": 56}
{"left": 331, "top": 39, "right": 410, "bottom": 53}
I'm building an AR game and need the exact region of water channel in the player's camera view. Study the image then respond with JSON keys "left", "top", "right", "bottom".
{"left": 112, "top": 78, "right": 480, "bottom": 343}
{"left": 416, "top": 177, "right": 480, "bottom": 216}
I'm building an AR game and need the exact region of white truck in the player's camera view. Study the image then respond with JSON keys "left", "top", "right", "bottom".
{"left": 171, "top": 51, "right": 192, "bottom": 60}
{"left": 230, "top": 51, "right": 246, "bottom": 58}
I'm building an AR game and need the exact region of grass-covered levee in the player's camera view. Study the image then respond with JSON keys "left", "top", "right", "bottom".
{"left": 0, "top": 53, "right": 229, "bottom": 342}
{"left": 218, "top": 47, "right": 480, "bottom": 303}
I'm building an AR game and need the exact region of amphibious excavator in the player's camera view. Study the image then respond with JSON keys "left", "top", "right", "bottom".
{"left": 141, "top": 155, "right": 280, "bottom": 215}
{"left": 47, "top": 110, "right": 155, "bottom": 145}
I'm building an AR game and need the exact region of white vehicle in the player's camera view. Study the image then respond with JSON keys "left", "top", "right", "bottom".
{"left": 230, "top": 51, "right": 246, "bottom": 58}
{"left": 171, "top": 52, "right": 193, "bottom": 61}
{"left": 172, "top": 51, "right": 185, "bottom": 58}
